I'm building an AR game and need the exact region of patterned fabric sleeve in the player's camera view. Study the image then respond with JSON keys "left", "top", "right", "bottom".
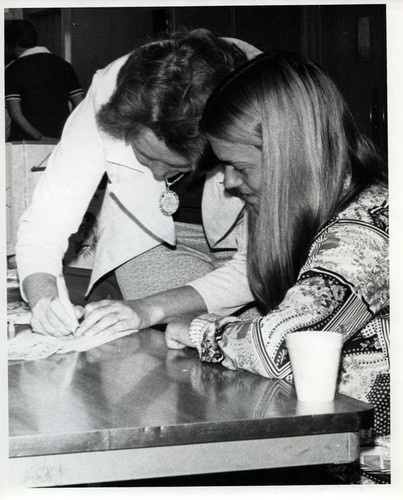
{"left": 189, "top": 188, "right": 389, "bottom": 381}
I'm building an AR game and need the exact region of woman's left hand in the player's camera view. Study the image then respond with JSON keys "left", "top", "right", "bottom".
{"left": 75, "top": 300, "right": 145, "bottom": 337}
{"left": 165, "top": 315, "right": 196, "bottom": 350}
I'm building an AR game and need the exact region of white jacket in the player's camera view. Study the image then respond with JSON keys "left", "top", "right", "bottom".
{"left": 16, "top": 46, "right": 258, "bottom": 314}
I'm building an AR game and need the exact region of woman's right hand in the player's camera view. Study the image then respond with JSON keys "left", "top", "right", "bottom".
{"left": 30, "top": 295, "right": 84, "bottom": 337}
{"left": 23, "top": 272, "right": 83, "bottom": 337}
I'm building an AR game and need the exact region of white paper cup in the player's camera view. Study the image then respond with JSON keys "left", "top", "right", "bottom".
{"left": 296, "top": 400, "right": 335, "bottom": 415}
{"left": 286, "top": 330, "right": 343, "bottom": 402}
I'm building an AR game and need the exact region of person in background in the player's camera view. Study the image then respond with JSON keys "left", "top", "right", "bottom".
{"left": 164, "top": 52, "right": 389, "bottom": 444}
{"left": 16, "top": 29, "right": 261, "bottom": 337}
{"left": 5, "top": 19, "right": 84, "bottom": 141}
{"left": 5, "top": 35, "right": 16, "bottom": 141}
{"left": 5, "top": 107, "right": 11, "bottom": 140}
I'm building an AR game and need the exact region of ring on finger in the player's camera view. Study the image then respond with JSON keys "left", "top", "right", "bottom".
{"left": 111, "top": 312, "right": 120, "bottom": 323}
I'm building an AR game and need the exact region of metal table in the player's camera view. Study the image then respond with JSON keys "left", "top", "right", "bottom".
{"left": 9, "top": 328, "right": 373, "bottom": 487}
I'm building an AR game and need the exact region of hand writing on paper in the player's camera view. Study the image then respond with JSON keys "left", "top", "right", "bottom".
{"left": 75, "top": 300, "right": 145, "bottom": 337}
{"left": 23, "top": 273, "right": 83, "bottom": 337}
{"left": 31, "top": 295, "right": 84, "bottom": 337}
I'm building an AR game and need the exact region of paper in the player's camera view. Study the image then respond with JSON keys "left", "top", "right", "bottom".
{"left": 59, "top": 328, "right": 137, "bottom": 353}
{"left": 8, "top": 330, "right": 65, "bottom": 361}
{"left": 7, "top": 269, "right": 137, "bottom": 361}
{"left": 8, "top": 327, "right": 138, "bottom": 361}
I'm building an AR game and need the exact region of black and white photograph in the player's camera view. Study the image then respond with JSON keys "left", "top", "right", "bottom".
{"left": 2, "top": 0, "right": 402, "bottom": 496}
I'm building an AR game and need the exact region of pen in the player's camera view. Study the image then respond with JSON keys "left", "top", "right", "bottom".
{"left": 57, "top": 275, "right": 80, "bottom": 335}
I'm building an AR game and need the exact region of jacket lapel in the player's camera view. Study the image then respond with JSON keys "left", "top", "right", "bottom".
{"left": 104, "top": 139, "right": 176, "bottom": 245}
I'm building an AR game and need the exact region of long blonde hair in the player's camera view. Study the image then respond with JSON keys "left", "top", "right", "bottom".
{"left": 202, "top": 52, "right": 386, "bottom": 312}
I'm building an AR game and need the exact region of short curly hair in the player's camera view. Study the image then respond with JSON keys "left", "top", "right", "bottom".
{"left": 96, "top": 29, "right": 247, "bottom": 164}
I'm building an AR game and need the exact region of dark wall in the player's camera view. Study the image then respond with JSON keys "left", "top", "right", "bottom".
{"left": 320, "top": 4, "right": 387, "bottom": 153}
{"left": 173, "top": 6, "right": 233, "bottom": 37}
{"left": 70, "top": 5, "right": 303, "bottom": 90}
{"left": 21, "top": 5, "right": 386, "bottom": 154}
{"left": 70, "top": 8, "right": 154, "bottom": 90}
{"left": 233, "top": 5, "right": 302, "bottom": 53}
{"left": 173, "top": 5, "right": 302, "bottom": 52}
{"left": 24, "top": 6, "right": 303, "bottom": 91}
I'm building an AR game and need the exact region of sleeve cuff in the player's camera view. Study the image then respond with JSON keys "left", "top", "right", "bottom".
{"left": 189, "top": 314, "right": 239, "bottom": 363}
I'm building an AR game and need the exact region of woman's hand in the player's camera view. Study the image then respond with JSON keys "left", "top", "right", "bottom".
{"left": 75, "top": 286, "right": 208, "bottom": 339}
{"left": 23, "top": 273, "right": 84, "bottom": 337}
{"left": 76, "top": 300, "right": 149, "bottom": 337}
{"left": 165, "top": 315, "right": 196, "bottom": 350}
{"left": 31, "top": 296, "right": 84, "bottom": 337}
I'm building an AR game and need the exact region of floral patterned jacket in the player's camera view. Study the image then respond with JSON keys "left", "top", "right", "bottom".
{"left": 190, "top": 183, "right": 389, "bottom": 437}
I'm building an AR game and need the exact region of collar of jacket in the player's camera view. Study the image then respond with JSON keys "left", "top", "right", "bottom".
{"left": 103, "top": 138, "right": 244, "bottom": 248}
{"left": 104, "top": 138, "right": 176, "bottom": 245}
{"left": 18, "top": 46, "right": 51, "bottom": 58}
